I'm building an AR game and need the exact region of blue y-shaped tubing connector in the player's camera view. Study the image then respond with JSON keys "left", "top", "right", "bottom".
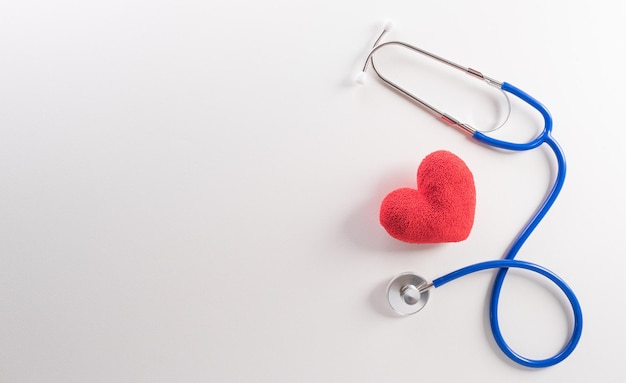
{"left": 433, "top": 83, "right": 583, "bottom": 368}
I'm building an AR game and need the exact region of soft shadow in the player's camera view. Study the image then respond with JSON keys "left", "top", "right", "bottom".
{"left": 369, "top": 276, "right": 403, "bottom": 318}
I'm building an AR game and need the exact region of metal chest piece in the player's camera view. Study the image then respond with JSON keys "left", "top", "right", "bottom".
{"left": 386, "top": 273, "right": 431, "bottom": 315}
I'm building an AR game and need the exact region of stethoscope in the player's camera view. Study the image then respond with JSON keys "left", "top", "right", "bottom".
{"left": 357, "top": 22, "right": 582, "bottom": 368}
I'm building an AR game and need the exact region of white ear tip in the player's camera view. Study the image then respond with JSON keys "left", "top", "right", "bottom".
{"left": 355, "top": 71, "right": 367, "bottom": 85}
{"left": 382, "top": 19, "right": 394, "bottom": 31}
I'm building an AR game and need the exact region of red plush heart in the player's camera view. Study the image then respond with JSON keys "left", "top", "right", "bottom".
{"left": 380, "top": 150, "right": 476, "bottom": 244}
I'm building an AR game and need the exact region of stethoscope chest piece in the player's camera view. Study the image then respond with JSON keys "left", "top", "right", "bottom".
{"left": 386, "top": 273, "right": 431, "bottom": 315}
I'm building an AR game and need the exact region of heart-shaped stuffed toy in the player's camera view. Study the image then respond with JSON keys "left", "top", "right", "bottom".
{"left": 380, "top": 150, "right": 476, "bottom": 244}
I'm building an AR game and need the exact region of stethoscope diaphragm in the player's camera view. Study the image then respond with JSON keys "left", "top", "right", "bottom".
{"left": 386, "top": 273, "right": 431, "bottom": 316}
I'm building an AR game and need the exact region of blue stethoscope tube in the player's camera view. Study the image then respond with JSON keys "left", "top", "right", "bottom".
{"left": 361, "top": 34, "right": 583, "bottom": 366}
{"left": 432, "top": 82, "right": 582, "bottom": 368}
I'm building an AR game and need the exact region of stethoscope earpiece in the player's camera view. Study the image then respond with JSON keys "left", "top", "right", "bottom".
{"left": 386, "top": 273, "right": 433, "bottom": 316}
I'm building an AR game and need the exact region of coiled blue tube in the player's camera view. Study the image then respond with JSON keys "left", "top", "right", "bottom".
{"left": 432, "top": 259, "right": 583, "bottom": 368}
{"left": 432, "top": 83, "right": 582, "bottom": 368}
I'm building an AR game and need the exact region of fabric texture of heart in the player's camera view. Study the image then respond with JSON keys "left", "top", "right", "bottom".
{"left": 380, "top": 150, "right": 476, "bottom": 244}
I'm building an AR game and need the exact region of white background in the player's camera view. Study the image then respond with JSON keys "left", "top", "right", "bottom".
{"left": 1, "top": 1, "right": 625, "bottom": 382}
